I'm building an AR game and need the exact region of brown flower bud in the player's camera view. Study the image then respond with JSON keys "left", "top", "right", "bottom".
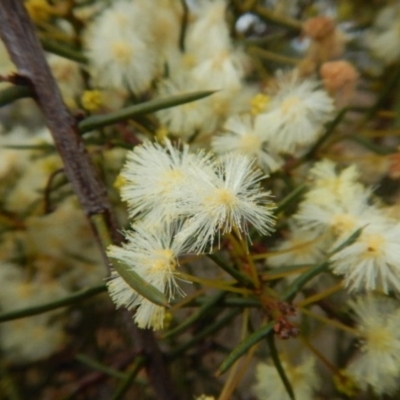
{"left": 320, "top": 60, "right": 359, "bottom": 92}
{"left": 320, "top": 60, "right": 359, "bottom": 105}
{"left": 303, "top": 16, "right": 335, "bottom": 41}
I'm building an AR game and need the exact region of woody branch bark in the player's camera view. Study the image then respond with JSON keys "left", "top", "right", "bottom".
{"left": 0, "top": 1, "right": 178, "bottom": 399}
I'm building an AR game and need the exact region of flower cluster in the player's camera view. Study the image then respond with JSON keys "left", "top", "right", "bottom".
{"left": 291, "top": 159, "right": 400, "bottom": 294}
{"left": 107, "top": 140, "right": 275, "bottom": 329}
{"left": 254, "top": 71, "right": 335, "bottom": 155}
{"left": 347, "top": 295, "right": 400, "bottom": 396}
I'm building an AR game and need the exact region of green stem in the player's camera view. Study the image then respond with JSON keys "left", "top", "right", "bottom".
{"left": 274, "top": 184, "right": 307, "bottom": 215}
{"left": 91, "top": 213, "right": 113, "bottom": 247}
{"left": 207, "top": 254, "right": 253, "bottom": 286}
{"left": 0, "top": 284, "right": 107, "bottom": 323}
{"left": 305, "top": 107, "right": 351, "bottom": 160}
{"left": 164, "top": 291, "right": 226, "bottom": 339}
{"left": 281, "top": 261, "right": 330, "bottom": 303}
{"left": 254, "top": 5, "right": 302, "bottom": 32}
{"left": 261, "top": 264, "right": 312, "bottom": 277}
{"left": 0, "top": 85, "right": 31, "bottom": 107}
{"left": 331, "top": 228, "right": 363, "bottom": 253}
{"left": 175, "top": 296, "right": 260, "bottom": 308}
{"left": 75, "top": 354, "right": 127, "bottom": 380}
{"left": 168, "top": 309, "right": 240, "bottom": 361}
{"left": 345, "top": 134, "right": 393, "bottom": 155}
{"left": 282, "top": 227, "right": 362, "bottom": 302}
{"left": 216, "top": 297, "right": 260, "bottom": 308}
{"left": 78, "top": 90, "right": 215, "bottom": 133}
{"left": 241, "top": 32, "right": 287, "bottom": 47}
{"left": 217, "top": 297, "right": 259, "bottom": 307}
{"left": 289, "top": 106, "right": 368, "bottom": 170}
{"left": 217, "top": 321, "right": 275, "bottom": 375}
{"left": 110, "top": 357, "right": 146, "bottom": 400}
{"left": 267, "top": 334, "right": 295, "bottom": 400}
{"left": 3, "top": 143, "right": 54, "bottom": 150}
{"left": 248, "top": 46, "right": 300, "bottom": 66}
{"left": 179, "top": 0, "right": 188, "bottom": 52}
{"left": 41, "top": 38, "right": 87, "bottom": 64}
